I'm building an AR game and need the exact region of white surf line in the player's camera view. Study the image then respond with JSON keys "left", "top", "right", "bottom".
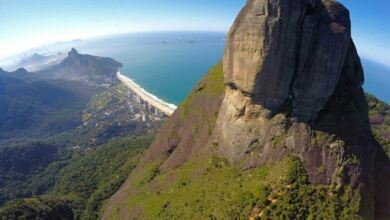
{"left": 117, "top": 72, "right": 177, "bottom": 116}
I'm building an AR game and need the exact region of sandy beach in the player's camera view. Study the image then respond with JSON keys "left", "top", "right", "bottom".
{"left": 117, "top": 72, "right": 177, "bottom": 116}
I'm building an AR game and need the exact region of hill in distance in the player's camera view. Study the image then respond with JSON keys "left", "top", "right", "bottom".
{"left": 38, "top": 48, "right": 122, "bottom": 85}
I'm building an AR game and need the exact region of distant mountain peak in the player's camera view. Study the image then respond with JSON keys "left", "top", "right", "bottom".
{"left": 40, "top": 49, "right": 122, "bottom": 84}
{"left": 14, "top": 68, "right": 28, "bottom": 74}
{"left": 68, "top": 48, "right": 80, "bottom": 58}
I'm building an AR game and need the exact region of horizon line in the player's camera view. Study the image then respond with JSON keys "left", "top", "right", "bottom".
{"left": 1, "top": 30, "right": 389, "bottom": 70}
{"left": 0, "top": 29, "right": 229, "bottom": 61}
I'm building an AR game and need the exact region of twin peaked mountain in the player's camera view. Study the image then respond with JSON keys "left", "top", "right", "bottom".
{"left": 104, "top": 0, "right": 389, "bottom": 219}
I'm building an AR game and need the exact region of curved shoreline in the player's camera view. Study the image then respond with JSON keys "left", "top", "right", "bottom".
{"left": 116, "top": 72, "right": 177, "bottom": 116}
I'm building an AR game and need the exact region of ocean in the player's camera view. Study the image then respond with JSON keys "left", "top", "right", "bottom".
{"left": 7, "top": 31, "right": 390, "bottom": 105}
{"left": 362, "top": 59, "right": 390, "bottom": 104}
{"left": 28, "top": 32, "right": 226, "bottom": 106}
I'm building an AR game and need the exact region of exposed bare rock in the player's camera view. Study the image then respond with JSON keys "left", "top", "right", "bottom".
{"left": 223, "top": 0, "right": 351, "bottom": 123}
{"left": 215, "top": 0, "right": 388, "bottom": 218}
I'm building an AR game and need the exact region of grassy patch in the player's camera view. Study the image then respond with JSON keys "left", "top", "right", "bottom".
{"left": 181, "top": 62, "right": 224, "bottom": 119}
{"left": 128, "top": 156, "right": 270, "bottom": 219}
{"left": 127, "top": 155, "right": 361, "bottom": 219}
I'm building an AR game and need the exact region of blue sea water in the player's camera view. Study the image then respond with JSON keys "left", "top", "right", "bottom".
{"left": 33, "top": 32, "right": 226, "bottom": 106}
{"left": 362, "top": 59, "right": 390, "bottom": 103}
{"left": 15, "top": 31, "right": 390, "bottom": 105}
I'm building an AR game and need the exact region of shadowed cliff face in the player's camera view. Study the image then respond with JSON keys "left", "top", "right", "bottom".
{"left": 217, "top": 0, "right": 355, "bottom": 169}
{"left": 215, "top": 0, "right": 389, "bottom": 218}
{"left": 223, "top": 0, "right": 351, "bottom": 123}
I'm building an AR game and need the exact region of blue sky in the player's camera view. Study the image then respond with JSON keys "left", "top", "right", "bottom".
{"left": 0, "top": 0, "right": 389, "bottom": 66}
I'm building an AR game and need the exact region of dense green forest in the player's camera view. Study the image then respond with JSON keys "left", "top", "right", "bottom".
{"left": 0, "top": 135, "right": 153, "bottom": 219}
{"left": 0, "top": 75, "right": 90, "bottom": 140}
{"left": 0, "top": 68, "right": 162, "bottom": 219}
{"left": 0, "top": 77, "right": 153, "bottom": 202}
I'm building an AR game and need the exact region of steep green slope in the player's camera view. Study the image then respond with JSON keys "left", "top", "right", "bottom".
{"left": 124, "top": 153, "right": 361, "bottom": 220}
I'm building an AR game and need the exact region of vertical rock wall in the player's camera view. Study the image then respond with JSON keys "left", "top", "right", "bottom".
{"left": 215, "top": 0, "right": 389, "bottom": 218}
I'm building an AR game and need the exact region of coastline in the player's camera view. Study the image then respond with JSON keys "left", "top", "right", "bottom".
{"left": 116, "top": 72, "right": 177, "bottom": 116}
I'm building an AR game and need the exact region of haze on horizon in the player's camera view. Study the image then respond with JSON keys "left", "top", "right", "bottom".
{"left": 0, "top": 0, "right": 389, "bottom": 67}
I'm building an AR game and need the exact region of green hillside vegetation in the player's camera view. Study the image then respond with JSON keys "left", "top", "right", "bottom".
{"left": 0, "top": 75, "right": 89, "bottom": 140}
{"left": 122, "top": 155, "right": 360, "bottom": 220}
{"left": 0, "top": 197, "right": 74, "bottom": 220}
{"left": 0, "top": 142, "right": 64, "bottom": 205}
{"left": 0, "top": 136, "right": 153, "bottom": 220}
{"left": 181, "top": 62, "right": 224, "bottom": 119}
{"left": 367, "top": 94, "right": 390, "bottom": 157}
{"left": 52, "top": 135, "right": 153, "bottom": 219}
{"left": 0, "top": 83, "right": 145, "bottom": 205}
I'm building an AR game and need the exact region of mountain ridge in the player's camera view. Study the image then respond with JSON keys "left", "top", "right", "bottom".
{"left": 38, "top": 48, "right": 122, "bottom": 85}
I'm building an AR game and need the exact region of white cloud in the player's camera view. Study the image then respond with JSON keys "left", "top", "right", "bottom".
{"left": 0, "top": 27, "right": 125, "bottom": 60}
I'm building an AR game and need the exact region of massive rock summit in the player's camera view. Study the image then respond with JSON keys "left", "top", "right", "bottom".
{"left": 223, "top": 0, "right": 351, "bottom": 123}
{"left": 215, "top": 0, "right": 388, "bottom": 217}
{"left": 217, "top": 0, "right": 358, "bottom": 163}
{"left": 103, "top": 0, "right": 389, "bottom": 219}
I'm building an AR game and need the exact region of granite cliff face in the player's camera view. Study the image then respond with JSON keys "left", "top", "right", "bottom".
{"left": 217, "top": 0, "right": 356, "bottom": 168}
{"left": 216, "top": 0, "right": 388, "bottom": 217}
{"left": 103, "top": 0, "right": 389, "bottom": 219}
{"left": 223, "top": 0, "right": 351, "bottom": 124}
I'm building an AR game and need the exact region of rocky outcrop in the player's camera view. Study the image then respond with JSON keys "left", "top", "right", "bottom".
{"left": 217, "top": 0, "right": 355, "bottom": 164}
{"left": 214, "top": 0, "right": 388, "bottom": 218}
{"left": 223, "top": 0, "right": 351, "bottom": 123}
{"left": 39, "top": 48, "right": 122, "bottom": 85}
